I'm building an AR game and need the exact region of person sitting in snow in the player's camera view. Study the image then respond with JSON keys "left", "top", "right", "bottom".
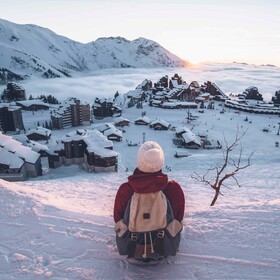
{"left": 114, "top": 141, "right": 185, "bottom": 261}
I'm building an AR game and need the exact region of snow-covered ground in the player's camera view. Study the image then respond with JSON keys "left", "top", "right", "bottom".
{"left": 1, "top": 66, "right": 280, "bottom": 279}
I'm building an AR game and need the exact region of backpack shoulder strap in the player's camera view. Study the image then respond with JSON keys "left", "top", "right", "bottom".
{"left": 123, "top": 197, "right": 131, "bottom": 225}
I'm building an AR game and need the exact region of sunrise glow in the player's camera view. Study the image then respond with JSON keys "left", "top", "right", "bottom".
{"left": 0, "top": 0, "right": 280, "bottom": 66}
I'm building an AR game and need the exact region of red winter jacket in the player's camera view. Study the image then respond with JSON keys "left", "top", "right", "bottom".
{"left": 113, "top": 169, "right": 185, "bottom": 223}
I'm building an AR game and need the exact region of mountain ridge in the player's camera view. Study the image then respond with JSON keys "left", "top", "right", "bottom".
{"left": 0, "top": 18, "right": 187, "bottom": 81}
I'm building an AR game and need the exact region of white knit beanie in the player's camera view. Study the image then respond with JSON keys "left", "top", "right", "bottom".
{"left": 137, "top": 141, "right": 164, "bottom": 173}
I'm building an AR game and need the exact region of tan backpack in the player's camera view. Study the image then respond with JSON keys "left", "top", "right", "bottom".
{"left": 115, "top": 190, "right": 182, "bottom": 260}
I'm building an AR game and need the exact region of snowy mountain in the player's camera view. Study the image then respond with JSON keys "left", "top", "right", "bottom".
{"left": 0, "top": 19, "right": 186, "bottom": 80}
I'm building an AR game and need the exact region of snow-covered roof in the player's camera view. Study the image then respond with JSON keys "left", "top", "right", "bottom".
{"left": 26, "top": 127, "right": 51, "bottom": 137}
{"left": 161, "top": 101, "right": 198, "bottom": 108}
{"left": 161, "top": 102, "right": 177, "bottom": 108}
{"left": 94, "top": 123, "right": 115, "bottom": 132}
{"left": 103, "top": 127, "right": 123, "bottom": 138}
{"left": 150, "top": 119, "right": 169, "bottom": 127}
{"left": 181, "top": 130, "right": 201, "bottom": 146}
{"left": 134, "top": 116, "right": 150, "bottom": 123}
{"left": 152, "top": 100, "right": 162, "bottom": 105}
{"left": 136, "top": 79, "right": 151, "bottom": 90}
{"left": 225, "top": 100, "right": 280, "bottom": 114}
{"left": 0, "top": 147, "right": 24, "bottom": 169}
{"left": 126, "top": 89, "right": 142, "bottom": 98}
{"left": 114, "top": 116, "right": 130, "bottom": 124}
{"left": 200, "top": 93, "right": 210, "bottom": 97}
{"left": 48, "top": 142, "right": 64, "bottom": 154}
{"left": 62, "top": 135, "right": 84, "bottom": 142}
{"left": 15, "top": 145, "right": 41, "bottom": 164}
{"left": 175, "top": 126, "right": 189, "bottom": 134}
{"left": 95, "top": 97, "right": 113, "bottom": 104}
{"left": 86, "top": 143, "right": 118, "bottom": 157}
{"left": 16, "top": 100, "right": 49, "bottom": 107}
{"left": 55, "top": 129, "right": 116, "bottom": 158}
{"left": 165, "top": 88, "right": 181, "bottom": 97}
{"left": 26, "top": 140, "right": 49, "bottom": 152}
{"left": 0, "top": 132, "right": 40, "bottom": 164}
{"left": 0, "top": 104, "right": 21, "bottom": 110}
{"left": 83, "top": 133, "right": 113, "bottom": 149}
{"left": 195, "top": 96, "right": 206, "bottom": 101}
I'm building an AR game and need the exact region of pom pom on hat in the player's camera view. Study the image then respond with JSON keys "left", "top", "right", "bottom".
{"left": 137, "top": 141, "right": 164, "bottom": 173}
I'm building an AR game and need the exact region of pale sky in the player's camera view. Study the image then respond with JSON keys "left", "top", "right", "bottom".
{"left": 1, "top": 0, "right": 280, "bottom": 66}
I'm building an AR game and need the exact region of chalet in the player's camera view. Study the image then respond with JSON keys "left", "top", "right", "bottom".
{"left": 134, "top": 116, "right": 150, "bottom": 125}
{"left": 47, "top": 129, "right": 118, "bottom": 172}
{"left": 103, "top": 127, "right": 123, "bottom": 141}
{"left": 181, "top": 130, "right": 202, "bottom": 149}
{"left": 114, "top": 117, "right": 130, "bottom": 127}
{"left": 16, "top": 100, "right": 49, "bottom": 111}
{"left": 84, "top": 143, "right": 118, "bottom": 173}
{"left": 1, "top": 82, "right": 26, "bottom": 102}
{"left": 174, "top": 127, "right": 201, "bottom": 149}
{"left": 93, "top": 97, "right": 122, "bottom": 119}
{"left": 0, "top": 104, "right": 24, "bottom": 132}
{"left": 94, "top": 123, "right": 123, "bottom": 141}
{"left": 0, "top": 147, "right": 25, "bottom": 181}
{"left": 26, "top": 127, "right": 51, "bottom": 141}
{"left": 149, "top": 119, "right": 170, "bottom": 130}
{"left": 0, "top": 132, "right": 42, "bottom": 181}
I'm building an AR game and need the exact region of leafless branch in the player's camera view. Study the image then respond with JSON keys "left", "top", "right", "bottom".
{"left": 192, "top": 129, "right": 253, "bottom": 206}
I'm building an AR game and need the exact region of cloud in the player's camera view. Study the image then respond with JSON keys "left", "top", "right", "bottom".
{"left": 2, "top": 63, "right": 279, "bottom": 102}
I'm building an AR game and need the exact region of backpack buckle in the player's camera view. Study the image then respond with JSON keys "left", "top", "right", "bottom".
{"left": 157, "top": 230, "right": 165, "bottom": 238}
{"left": 131, "top": 233, "right": 137, "bottom": 241}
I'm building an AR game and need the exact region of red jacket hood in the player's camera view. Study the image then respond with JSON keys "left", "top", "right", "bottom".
{"left": 127, "top": 169, "right": 168, "bottom": 194}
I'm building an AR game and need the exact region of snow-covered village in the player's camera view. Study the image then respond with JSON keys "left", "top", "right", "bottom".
{"left": 1, "top": 65, "right": 280, "bottom": 279}
{"left": 1, "top": 5, "right": 280, "bottom": 279}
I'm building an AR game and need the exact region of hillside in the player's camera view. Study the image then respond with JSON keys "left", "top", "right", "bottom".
{"left": 0, "top": 19, "right": 186, "bottom": 81}
{"left": 0, "top": 100, "right": 280, "bottom": 279}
